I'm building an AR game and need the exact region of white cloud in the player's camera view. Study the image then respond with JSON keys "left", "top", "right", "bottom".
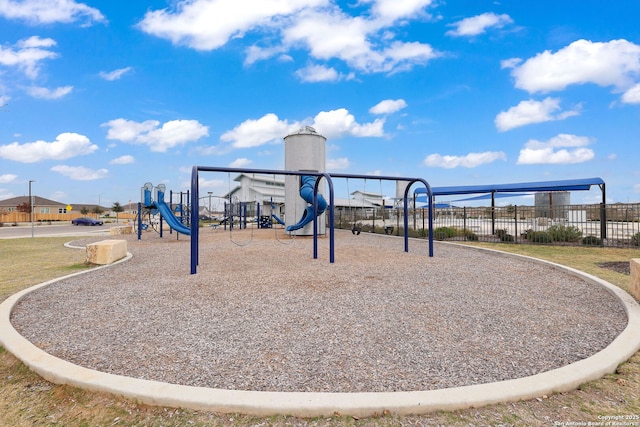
{"left": 138, "top": 0, "right": 440, "bottom": 76}
{"left": 0, "top": 0, "right": 105, "bottom": 25}
{"left": 517, "top": 134, "right": 595, "bottom": 164}
{"left": 0, "top": 173, "right": 17, "bottom": 183}
{"left": 229, "top": 158, "right": 252, "bottom": 168}
{"left": 369, "top": 98, "right": 407, "bottom": 115}
{"left": 622, "top": 83, "right": 640, "bottom": 104}
{"left": 0, "top": 36, "right": 58, "bottom": 79}
{"left": 0, "top": 95, "right": 9, "bottom": 107}
{"left": 26, "top": 85, "right": 73, "bottom": 99}
{"left": 103, "top": 118, "right": 209, "bottom": 152}
{"left": 0, "top": 132, "right": 98, "bottom": 163}
{"left": 295, "top": 64, "right": 342, "bottom": 82}
{"left": 219, "top": 108, "right": 386, "bottom": 151}
{"left": 137, "top": 0, "right": 323, "bottom": 51}
{"left": 500, "top": 57, "right": 521, "bottom": 69}
{"left": 197, "top": 177, "right": 226, "bottom": 192}
{"left": 99, "top": 67, "right": 133, "bottom": 81}
{"left": 326, "top": 157, "right": 350, "bottom": 170}
{"left": 423, "top": 151, "right": 506, "bottom": 168}
{"left": 446, "top": 12, "right": 513, "bottom": 37}
{"left": 109, "top": 155, "right": 135, "bottom": 165}
{"left": 244, "top": 45, "right": 287, "bottom": 65}
{"left": 508, "top": 39, "right": 640, "bottom": 94}
{"left": 311, "top": 108, "right": 385, "bottom": 138}
{"left": 495, "top": 97, "right": 580, "bottom": 132}
{"left": 634, "top": 184, "right": 640, "bottom": 194}
{"left": 369, "top": 0, "right": 435, "bottom": 24}
{"left": 51, "top": 165, "right": 108, "bottom": 180}
{"left": 220, "top": 113, "right": 299, "bottom": 149}
{"left": 0, "top": 190, "right": 16, "bottom": 200}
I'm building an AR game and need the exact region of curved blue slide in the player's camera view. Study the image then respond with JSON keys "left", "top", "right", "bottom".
{"left": 155, "top": 191, "right": 191, "bottom": 235}
{"left": 270, "top": 198, "right": 285, "bottom": 225}
{"left": 155, "top": 199, "right": 191, "bottom": 235}
{"left": 286, "top": 175, "right": 328, "bottom": 232}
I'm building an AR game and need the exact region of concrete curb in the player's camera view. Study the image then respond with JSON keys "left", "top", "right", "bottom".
{"left": 1, "top": 245, "right": 639, "bottom": 417}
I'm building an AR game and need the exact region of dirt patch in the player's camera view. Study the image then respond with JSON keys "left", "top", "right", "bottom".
{"left": 597, "top": 261, "right": 630, "bottom": 275}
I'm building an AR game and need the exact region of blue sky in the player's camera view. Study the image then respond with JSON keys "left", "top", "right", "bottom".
{"left": 0, "top": 0, "right": 639, "bottom": 208}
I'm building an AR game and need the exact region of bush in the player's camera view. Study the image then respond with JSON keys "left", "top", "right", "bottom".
{"left": 462, "top": 228, "right": 478, "bottom": 241}
{"left": 632, "top": 232, "right": 640, "bottom": 246}
{"left": 547, "top": 224, "right": 583, "bottom": 242}
{"left": 582, "top": 235, "right": 602, "bottom": 246}
{"left": 501, "top": 233, "right": 514, "bottom": 242}
{"left": 495, "top": 229, "right": 514, "bottom": 242}
{"left": 434, "top": 226, "right": 457, "bottom": 240}
{"left": 527, "top": 230, "right": 552, "bottom": 243}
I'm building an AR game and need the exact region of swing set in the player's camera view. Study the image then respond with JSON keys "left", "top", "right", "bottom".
{"left": 224, "top": 173, "right": 296, "bottom": 246}
{"left": 345, "top": 177, "right": 390, "bottom": 235}
{"left": 189, "top": 166, "right": 434, "bottom": 274}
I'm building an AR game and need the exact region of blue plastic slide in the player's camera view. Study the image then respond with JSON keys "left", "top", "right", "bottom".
{"left": 286, "top": 175, "right": 328, "bottom": 232}
{"left": 155, "top": 192, "right": 191, "bottom": 235}
{"left": 270, "top": 199, "right": 285, "bottom": 225}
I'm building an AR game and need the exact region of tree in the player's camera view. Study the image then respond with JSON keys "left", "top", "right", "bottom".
{"left": 16, "top": 202, "right": 30, "bottom": 213}
{"left": 91, "top": 206, "right": 104, "bottom": 217}
{"left": 112, "top": 202, "right": 124, "bottom": 223}
{"left": 81, "top": 206, "right": 89, "bottom": 215}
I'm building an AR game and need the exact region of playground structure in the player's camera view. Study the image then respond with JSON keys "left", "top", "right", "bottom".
{"left": 189, "top": 166, "right": 435, "bottom": 274}
{"left": 138, "top": 182, "right": 191, "bottom": 238}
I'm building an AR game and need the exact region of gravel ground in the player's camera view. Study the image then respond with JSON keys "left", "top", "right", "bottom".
{"left": 10, "top": 228, "right": 628, "bottom": 393}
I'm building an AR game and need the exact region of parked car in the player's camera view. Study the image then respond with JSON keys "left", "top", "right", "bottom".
{"left": 71, "top": 217, "right": 104, "bottom": 226}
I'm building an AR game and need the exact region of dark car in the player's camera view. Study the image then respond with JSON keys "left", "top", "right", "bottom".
{"left": 71, "top": 217, "right": 104, "bottom": 226}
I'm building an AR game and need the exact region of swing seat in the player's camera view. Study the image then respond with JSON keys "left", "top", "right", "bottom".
{"left": 384, "top": 226, "right": 394, "bottom": 235}
{"left": 351, "top": 224, "right": 361, "bottom": 235}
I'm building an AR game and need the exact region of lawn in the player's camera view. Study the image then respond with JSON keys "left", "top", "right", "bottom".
{"left": 0, "top": 237, "right": 639, "bottom": 426}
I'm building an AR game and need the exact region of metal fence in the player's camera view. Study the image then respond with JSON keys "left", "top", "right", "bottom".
{"left": 335, "top": 203, "right": 640, "bottom": 248}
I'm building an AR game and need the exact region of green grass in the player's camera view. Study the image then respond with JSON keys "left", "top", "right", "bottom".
{"left": 0, "top": 237, "right": 93, "bottom": 301}
{"left": 0, "top": 237, "right": 639, "bottom": 426}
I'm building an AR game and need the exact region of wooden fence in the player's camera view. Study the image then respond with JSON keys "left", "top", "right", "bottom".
{"left": 0, "top": 212, "right": 136, "bottom": 224}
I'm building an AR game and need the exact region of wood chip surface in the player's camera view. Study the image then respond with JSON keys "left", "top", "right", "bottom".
{"left": 11, "top": 228, "right": 627, "bottom": 393}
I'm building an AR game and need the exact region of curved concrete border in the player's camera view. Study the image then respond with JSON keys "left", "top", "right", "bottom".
{"left": 1, "top": 244, "right": 639, "bottom": 417}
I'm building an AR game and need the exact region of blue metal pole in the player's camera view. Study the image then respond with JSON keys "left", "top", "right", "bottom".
{"left": 189, "top": 166, "right": 342, "bottom": 273}
{"left": 190, "top": 166, "right": 199, "bottom": 274}
{"left": 137, "top": 202, "right": 142, "bottom": 241}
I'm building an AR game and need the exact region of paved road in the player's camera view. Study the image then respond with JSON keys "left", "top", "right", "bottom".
{"left": 0, "top": 223, "right": 122, "bottom": 239}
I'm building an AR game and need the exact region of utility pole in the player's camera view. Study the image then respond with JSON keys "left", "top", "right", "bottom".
{"left": 29, "top": 180, "right": 35, "bottom": 238}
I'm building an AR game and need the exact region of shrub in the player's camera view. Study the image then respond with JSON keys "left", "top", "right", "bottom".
{"left": 582, "top": 235, "right": 602, "bottom": 246}
{"left": 527, "top": 230, "right": 552, "bottom": 243}
{"left": 547, "top": 224, "right": 583, "bottom": 242}
{"left": 416, "top": 228, "right": 428, "bottom": 238}
{"left": 501, "top": 233, "right": 514, "bottom": 242}
{"left": 462, "top": 228, "right": 478, "bottom": 241}
{"left": 632, "top": 232, "right": 640, "bottom": 246}
{"left": 495, "top": 229, "right": 514, "bottom": 242}
{"left": 434, "top": 226, "right": 457, "bottom": 240}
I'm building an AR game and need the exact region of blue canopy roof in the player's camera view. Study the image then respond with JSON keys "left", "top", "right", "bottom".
{"left": 414, "top": 177, "right": 605, "bottom": 197}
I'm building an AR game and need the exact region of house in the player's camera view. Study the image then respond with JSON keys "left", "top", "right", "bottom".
{"left": 0, "top": 195, "right": 68, "bottom": 215}
{"left": 218, "top": 174, "right": 286, "bottom": 218}
{"left": 0, "top": 195, "right": 121, "bottom": 223}
{"left": 219, "top": 174, "right": 391, "bottom": 211}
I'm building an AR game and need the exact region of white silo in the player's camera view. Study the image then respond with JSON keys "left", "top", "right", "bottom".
{"left": 284, "top": 126, "right": 327, "bottom": 235}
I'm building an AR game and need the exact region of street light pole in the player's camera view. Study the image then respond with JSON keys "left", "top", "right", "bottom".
{"left": 208, "top": 192, "right": 213, "bottom": 224}
{"left": 28, "top": 180, "right": 35, "bottom": 238}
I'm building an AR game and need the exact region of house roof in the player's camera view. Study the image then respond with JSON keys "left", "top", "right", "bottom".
{"left": 0, "top": 195, "right": 65, "bottom": 206}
